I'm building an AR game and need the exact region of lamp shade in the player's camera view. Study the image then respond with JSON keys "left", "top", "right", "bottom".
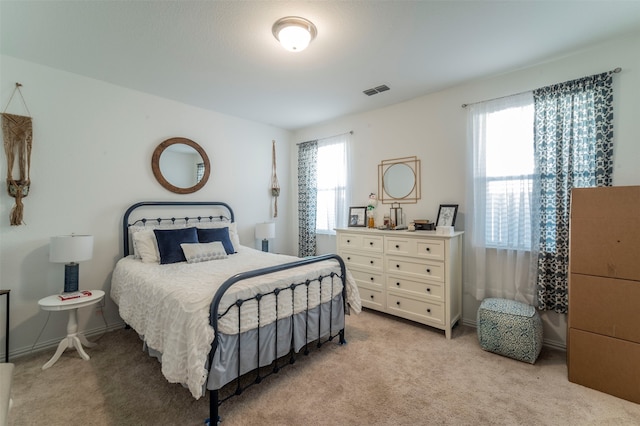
{"left": 50, "top": 235, "right": 94, "bottom": 263}
{"left": 255, "top": 222, "right": 276, "bottom": 240}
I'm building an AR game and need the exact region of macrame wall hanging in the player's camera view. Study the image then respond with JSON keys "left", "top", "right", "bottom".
{"left": 2, "top": 83, "right": 33, "bottom": 226}
{"left": 271, "top": 140, "right": 280, "bottom": 218}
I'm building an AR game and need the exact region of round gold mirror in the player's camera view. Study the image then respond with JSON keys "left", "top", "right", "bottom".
{"left": 151, "top": 137, "right": 210, "bottom": 194}
{"left": 378, "top": 156, "right": 421, "bottom": 203}
{"left": 383, "top": 163, "right": 416, "bottom": 199}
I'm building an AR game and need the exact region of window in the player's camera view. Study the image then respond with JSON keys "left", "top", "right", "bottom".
{"left": 315, "top": 135, "right": 349, "bottom": 234}
{"left": 471, "top": 93, "right": 534, "bottom": 250}
{"left": 196, "top": 162, "right": 205, "bottom": 182}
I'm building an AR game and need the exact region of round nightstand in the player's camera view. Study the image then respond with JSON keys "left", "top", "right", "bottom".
{"left": 38, "top": 290, "right": 104, "bottom": 370}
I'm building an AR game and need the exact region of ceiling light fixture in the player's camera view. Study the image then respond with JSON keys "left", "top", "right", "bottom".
{"left": 272, "top": 16, "right": 317, "bottom": 52}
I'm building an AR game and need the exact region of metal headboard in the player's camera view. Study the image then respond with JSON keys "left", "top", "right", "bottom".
{"left": 122, "top": 201, "right": 235, "bottom": 256}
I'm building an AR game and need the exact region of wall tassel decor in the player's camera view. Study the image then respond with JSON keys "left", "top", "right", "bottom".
{"left": 2, "top": 83, "right": 33, "bottom": 226}
{"left": 271, "top": 140, "right": 280, "bottom": 218}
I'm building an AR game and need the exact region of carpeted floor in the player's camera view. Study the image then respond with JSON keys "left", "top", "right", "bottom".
{"left": 8, "top": 309, "right": 640, "bottom": 425}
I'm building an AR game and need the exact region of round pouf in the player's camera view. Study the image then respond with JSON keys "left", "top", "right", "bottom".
{"left": 477, "top": 298, "right": 543, "bottom": 364}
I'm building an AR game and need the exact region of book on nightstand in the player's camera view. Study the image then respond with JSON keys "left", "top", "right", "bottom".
{"left": 58, "top": 290, "right": 92, "bottom": 301}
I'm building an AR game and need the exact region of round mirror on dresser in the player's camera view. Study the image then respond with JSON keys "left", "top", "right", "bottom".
{"left": 378, "top": 156, "right": 421, "bottom": 203}
{"left": 151, "top": 137, "right": 210, "bottom": 194}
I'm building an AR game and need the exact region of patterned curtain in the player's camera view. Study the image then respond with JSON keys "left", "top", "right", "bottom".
{"left": 297, "top": 140, "right": 318, "bottom": 257}
{"left": 532, "top": 72, "right": 614, "bottom": 313}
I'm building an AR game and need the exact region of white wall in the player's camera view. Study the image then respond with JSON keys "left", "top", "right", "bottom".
{"left": 292, "top": 31, "right": 640, "bottom": 348}
{"left": 0, "top": 55, "right": 293, "bottom": 358}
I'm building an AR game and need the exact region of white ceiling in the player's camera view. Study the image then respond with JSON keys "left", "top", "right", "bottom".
{"left": 2, "top": 1, "right": 640, "bottom": 130}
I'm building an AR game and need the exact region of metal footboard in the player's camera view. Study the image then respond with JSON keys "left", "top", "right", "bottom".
{"left": 206, "top": 254, "right": 348, "bottom": 424}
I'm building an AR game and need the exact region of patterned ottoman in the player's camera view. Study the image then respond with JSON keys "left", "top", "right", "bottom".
{"left": 477, "top": 298, "right": 543, "bottom": 364}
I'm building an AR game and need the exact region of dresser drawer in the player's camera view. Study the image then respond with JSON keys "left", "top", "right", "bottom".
{"left": 386, "top": 292, "right": 444, "bottom": 325}
{"left": 350, "top": 268, "right": 384, "bottom": 289}
{"left": 415, "top": 239, "right": 445, "bottom": 261}
{"left": 342, "top": 251, "right": 383, "bottom": 271}
{"left": 386, "top": 274, "right": 443, "bottom": 302}
{"left": 385, "top": 237, "right": 445, "bottom": 261}
{"left": 339, "top": 233, "right": 383, "bottom": 252}
{"left": 386, "top": 256, "right": 444, "bottom": 282}
{"left": 385, "top": 237, "right": 413, "bottom": 256}
{"left": 359, "top": 286, "right": 384, "bottom": 310}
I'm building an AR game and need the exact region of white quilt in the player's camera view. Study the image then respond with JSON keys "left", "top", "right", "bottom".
{"left": 110, "top": 246, "right": 361, "bottom": 399}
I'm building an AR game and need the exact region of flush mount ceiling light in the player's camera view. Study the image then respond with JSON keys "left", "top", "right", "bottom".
{"left": 272, "top": 16, "right": 317, "bottom": 52}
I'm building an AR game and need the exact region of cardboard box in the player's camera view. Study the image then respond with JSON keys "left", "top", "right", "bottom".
{"left": 570, "top": 186, "right": 640, "bottom": 281}
{"left": 568, "top": 186, "right": 640, "bottom": 405}
{"left": 569, "top": 273, "right": 640, "bottom": 344}
{"left": 568, "top": 328, "right": 640, "bottom": 404}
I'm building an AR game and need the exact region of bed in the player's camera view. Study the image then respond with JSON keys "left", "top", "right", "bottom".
{"left": 110, "top": 201, "right": 361, "bottom": 424}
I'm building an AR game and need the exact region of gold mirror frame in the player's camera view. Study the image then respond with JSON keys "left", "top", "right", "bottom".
{"left": 151, "top": 137, "right": 210, "bottom": 194}
{"left": 378, "top": 156, "right": 421, "bottom": 204}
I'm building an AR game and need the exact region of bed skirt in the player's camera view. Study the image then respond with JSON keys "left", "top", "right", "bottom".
{"left": 141, "top": 293, "right": 345, "bottom": 393}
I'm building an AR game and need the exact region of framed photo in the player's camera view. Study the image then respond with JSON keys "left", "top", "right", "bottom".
{"left": 436, "top": 204, "right": 458, "bottom": 227}
{"left": 348, "top": 206, "right": 367, "bottom": 227}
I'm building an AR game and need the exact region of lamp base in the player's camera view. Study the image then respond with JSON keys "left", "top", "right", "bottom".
{"left": 64, "top": 263, "right": 79, "bottom": 293}
{"left": 261, "top": 239, "right": 269, "bottom": 252}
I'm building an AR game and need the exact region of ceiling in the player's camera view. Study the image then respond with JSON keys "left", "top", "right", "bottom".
{"left": 2, "top": 1, "right": 640, "bottom": 130}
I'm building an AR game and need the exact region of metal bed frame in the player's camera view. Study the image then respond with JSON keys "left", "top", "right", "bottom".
{"left": 121, "top": 201, "right": 348, "bottom": 424}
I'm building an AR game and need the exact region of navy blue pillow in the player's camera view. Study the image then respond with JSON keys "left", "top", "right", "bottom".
{"left": 154, "top": 227, "right": 198, "bottom": 264}
{"left": 197, "top": 227, "right": 235, "bottom": 255}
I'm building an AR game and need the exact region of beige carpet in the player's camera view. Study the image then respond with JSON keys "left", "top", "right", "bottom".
{"left": 8, "top": 309, "right": 640, "bottom": 426}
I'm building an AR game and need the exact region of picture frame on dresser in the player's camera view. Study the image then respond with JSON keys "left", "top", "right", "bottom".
{"left": 348, "top": 206, "right": 367, "bottom": 227}
{"left": 436, "top": 204, "right": 458, "bottom": 227}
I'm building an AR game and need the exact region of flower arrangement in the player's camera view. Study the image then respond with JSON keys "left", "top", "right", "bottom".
{"left": 367, "top": 193, "right": 377, "bottom": 211}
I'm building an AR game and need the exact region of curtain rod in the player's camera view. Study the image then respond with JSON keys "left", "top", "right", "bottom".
{"left": 296, "top": 130, "right": 353, "bottom": 145}
{"left": 461, "top": 67, "right": 621, "bottom": 108}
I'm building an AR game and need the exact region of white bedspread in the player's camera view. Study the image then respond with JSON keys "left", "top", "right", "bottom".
{"left": 110, "top": 246, "right": 360, "bottom": 399}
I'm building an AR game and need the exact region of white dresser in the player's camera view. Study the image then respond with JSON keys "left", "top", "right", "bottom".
{"left": 336, "top": 228, "right": 463, "bottom": 339}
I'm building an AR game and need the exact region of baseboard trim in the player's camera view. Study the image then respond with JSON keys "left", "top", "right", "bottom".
{"left": 7, "top": 320, "right": 127, "bottom": 361}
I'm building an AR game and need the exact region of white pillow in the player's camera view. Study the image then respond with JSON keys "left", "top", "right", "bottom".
{"left": 129, "top": 223, "right": 185, "bottom": 259}
{"left": 131, "top": 229, "right": 160, "bottom": 263}
{"left": 191, "top": 222, "right": 240, "bottom": 252}
{"left": 180, "top": 241, "right": 228, "bottom": 264}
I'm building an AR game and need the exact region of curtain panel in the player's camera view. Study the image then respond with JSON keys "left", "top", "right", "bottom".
{"left": 465, "top": 92, "right": 537, "bottom": 304}
{"left": 533, "top": 72, "right": 614, "bottom": 313}
{"left": 297, "top": 140, "right": 318, "bottom": 257}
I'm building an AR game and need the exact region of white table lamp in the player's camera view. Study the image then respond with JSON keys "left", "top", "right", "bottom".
{"left": 50, "top": 235, "right": 94, "bottom": 293}
{"left": 255, "top": 222, "right": 275, "bottom": 252}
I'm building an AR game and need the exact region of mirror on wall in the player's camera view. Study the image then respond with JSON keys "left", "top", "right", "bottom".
{"left": 378, "top": 156, "right": 421, "bottom": 203}
{"left": 151, "top": 137, "right": 210, "bottom": 194}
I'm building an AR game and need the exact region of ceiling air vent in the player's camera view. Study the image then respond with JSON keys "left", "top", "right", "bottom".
{"left": 363, "top": 84, "right": 390, "bottom": 96}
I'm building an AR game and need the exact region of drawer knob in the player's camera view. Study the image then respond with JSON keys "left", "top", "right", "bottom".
{"left": 395, "top": 244, "right": 400, "bottom": 248}
{"left": 426, "top": 247, "right": 430, "bottom": 252}
{"left": 370, "top": 242, "right": 374, "bottom": 246}
{"left": 427, "top": 308, "right": 431, "bottom": 313}
{"left": 396, "top": 264, "right": 400, "bottom": 268}
{"left": 370, "top": 260, "right": 374, "bottom": 264}
{"left": 426, "top": 288, "right": 431, "bottom": 292}
{"left": 426, "top": 268, "right": 431, "bottom": 273}
{"left": 396, "top": 301, "right": 400, "bottom": 306}
{"left": 396, "top": 282, "right": 400, "bottom": 286}
{"left": 370, "top": 295, "right": 374, "bottom": 299}
{"left": 370, "top": 277, "right": 374, "bottom": 281}
{"left": 347, "top": 239, "right": 350, "bottom": 243}
{"left": 347, "top": 257, "right": 351, "bottom": 261}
